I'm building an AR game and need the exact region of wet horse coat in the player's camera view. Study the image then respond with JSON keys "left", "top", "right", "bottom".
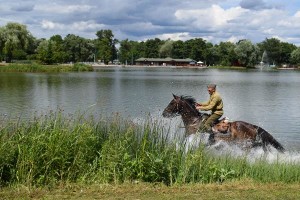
{"left": 212, "top": 119, "right": 285, "bottom": 152}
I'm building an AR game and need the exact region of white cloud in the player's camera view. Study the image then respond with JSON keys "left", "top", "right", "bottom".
{"left": 35, "top": 4, "right": 92, "bottom": 14}
{"left": 175, "top": 5, "right": 246, "bottom": 30}
{"left": 41, "top": 20, "right": 64, "bottom": 30}
{"left": 41, "top": 20, "right": 105, "bottom": 36}
{"left": 227, "top": 35, "right": 244, "bottom": 43}
{"left": 156, "top": 32, "right": 193, "bottom": 41}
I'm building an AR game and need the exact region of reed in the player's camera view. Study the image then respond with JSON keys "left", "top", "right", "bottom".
{"left": 0, "top": 112, "right": 299, "bottom": 188}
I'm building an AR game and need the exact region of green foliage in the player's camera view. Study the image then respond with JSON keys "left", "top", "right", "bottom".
{"left": 1, "top": 112, "right": 300, "bottom": 188}
{"left": 159, "top": 39, "right": 174, "bottom": 58}
{"left": 235, "top": 40, "right": 260, "bottom": 68}
{"left": 258, "top": 38, "right": 291, "bottom": 65}
{"left": 63, "top": 34, "right": 95, "bottom": 63}
{"left": 184, "top": 38, "right": 207, "bottom": 61}
{"left": 96, "top": 30, "right": 118, "bottom": 64}
{"left": 0, "top": 63, "right": 93, "bottom": 73}
{"left": 217, "top": 42, "right": 237, "bottom": 66}
{"left": 0, "top": 22, "right": 36, "bottom": 62}
{"left": 144, "top": 38, "right": 162, "bottom": 58}
{"left": 290, "top": 47, "right": 300, "bottom": 65}
{"left": 72, "top": 63, "right": 94, "bottom": 72}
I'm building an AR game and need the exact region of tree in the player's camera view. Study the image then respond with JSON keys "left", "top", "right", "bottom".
{"left": 279, "top": 42, "right": 297, "bottom": 64}
{"left": 171, "top": 40, "right": 185, "bottom": 59}
{"left": 49, "top": 35, "right": 67, "bottom": 63}
{"left": 290, "top": 47, "right": 300, "bottom": 65}
{"left": 63, "top": 34, "right": 94, "bottom": 63}
{"left": 235, "top": 40, "right": 260, "bottom": 68}
{"left": 119, "top": 39, "right": 141, "bottom": 64}
{"left": 144, "top": 38, "right": 162, "bottom": 58}
{"left": 259, "top": 38, "right": 281, "bottom": 65}
{"left": 0, "top": 22, "right": 35, "bottom": 62}
{"left": 159, "top": 39, "right": 174, "bottom": 58}
{"left": 36, "top": 39, "right": 53, "bottom": 64}
{"left": 184, "top": 38, "right": 207, "bottom": 61}
{"left": 215, "top": 42, "right": 237, "bottom": 66}
{"left": 96, "top": 30, "right": 118, "bottom": 64}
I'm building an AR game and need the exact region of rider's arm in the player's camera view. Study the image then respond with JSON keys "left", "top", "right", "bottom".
{"left": 200, "top": 100, "right": 209, "bottom": 106}
{"left": 200, "top": 96, "right": 218, "bottom": 111}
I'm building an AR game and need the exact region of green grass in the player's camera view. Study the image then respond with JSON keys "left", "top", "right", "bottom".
{"left": 0, "top": 63, "right": 93, "bottom": 72}
{"left": 1, "top": 180, "right": 300, "bottom": 199}
{"left": 0, "top": 111, "right": 300, "bottom": 189}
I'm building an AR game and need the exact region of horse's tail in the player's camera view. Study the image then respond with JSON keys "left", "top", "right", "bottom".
{"left": 257, "top": 127, "right": 285, "bottom": 153}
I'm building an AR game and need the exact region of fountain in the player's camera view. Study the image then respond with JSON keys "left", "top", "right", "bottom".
{"left": 257, "top": 50, "right": 270, "bottom": 69}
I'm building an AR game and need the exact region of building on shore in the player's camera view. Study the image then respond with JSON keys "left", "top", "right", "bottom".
{"left": 135, "top": 57, "right": 197, "bottom": 67}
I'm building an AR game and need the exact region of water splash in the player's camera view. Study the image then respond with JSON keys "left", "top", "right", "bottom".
{"left": 133, "top": 113, "right": 300, "bottom": 165}
{"left": 184, "top": 133, "right": 300, "bottom": 164}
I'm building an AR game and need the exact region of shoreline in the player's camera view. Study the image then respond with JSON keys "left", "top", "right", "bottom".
{"left": 92, "top": 64, "right": 209, "bottom": 69}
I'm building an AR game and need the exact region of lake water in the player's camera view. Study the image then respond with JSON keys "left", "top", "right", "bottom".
{"left": 0, "top": 67, "right": 300, "bottom": 151}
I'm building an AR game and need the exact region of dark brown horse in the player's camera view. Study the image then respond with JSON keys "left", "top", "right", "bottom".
{"left": 162, "top": 94, "right": 285, "bottom": 153}
{"left": 212, "top": 119, "right": 285, "bottom": 152}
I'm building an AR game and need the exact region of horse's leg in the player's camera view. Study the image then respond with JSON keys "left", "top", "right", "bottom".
{"left": 207, "top": 134, "right": 215, "bottom": 146}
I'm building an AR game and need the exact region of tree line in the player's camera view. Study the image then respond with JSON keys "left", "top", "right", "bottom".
{"left": 1, "top": 22, "right": 300, "bottom": 67}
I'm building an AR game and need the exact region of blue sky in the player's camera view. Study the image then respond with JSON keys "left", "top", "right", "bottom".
{"left": 1, "top": 0, "right": 300, "bottom": 45}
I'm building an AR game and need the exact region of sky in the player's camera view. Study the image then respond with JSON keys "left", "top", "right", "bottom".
{"left": 1, "top": 0, "right": 300, "bottom": 45}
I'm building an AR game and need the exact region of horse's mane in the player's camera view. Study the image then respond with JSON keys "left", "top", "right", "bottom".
{"left": 180, "top": 95, "right": 197, "bottom": 108}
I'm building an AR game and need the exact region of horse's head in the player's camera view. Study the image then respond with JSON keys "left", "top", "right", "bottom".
{"left": 162, "top": 94, "right": 198, "bottom": 118}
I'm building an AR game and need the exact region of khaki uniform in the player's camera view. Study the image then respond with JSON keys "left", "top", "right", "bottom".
{"left": 199, "top": 91, "right": 223, "bottom": 132}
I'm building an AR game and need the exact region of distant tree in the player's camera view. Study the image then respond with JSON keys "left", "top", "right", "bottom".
{"left": 144, "top": 38, "right": 162, "bottom": 58}
{"left": 159, "top": 39, "right": 174, "bottom": 58}
{"left": 259, "top": 38, "right": 281, "bottom": 65}
{"left": 49, "top": 35, "right": 67, "bottom": 63}
{"left": 36, "top": 39, "right": 53, "bottom": 64}
{"left": 235, "top": 40, "right": 260, "bottom": 67}
{"left": 203, "top": 42, "right": 214, "bottom": 66}
{"left": 0, "top": 22, "right": 35, "bottom": 62}
{"left": 184, "top": 38, "right": 207, "bottom": 61}
{"left": 63, "top": 34, "right": 94, "bottom": 63}
{"left": 290, "top": 47, "right": 300, "bottom": 65}
{"left": 96, "top": 30, "right": 118, "bottom": 64}
{"left": 119, "top": 39, "right": 141, "bottom": 64}
{"left": 171, "top": 40, "right": 185, "bottom": 59}
{"left": 200, "top": 44, "right": 220, "bottom": 66}
{"left": 279, "top": 42, "right": 297, "bottom": 64}
{"left": 215, "top": 42, "right": 237, "bottom": 66}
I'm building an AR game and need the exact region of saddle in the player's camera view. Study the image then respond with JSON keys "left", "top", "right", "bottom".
{"left": 212, "top": 117, "right": 231, "bottom": 137}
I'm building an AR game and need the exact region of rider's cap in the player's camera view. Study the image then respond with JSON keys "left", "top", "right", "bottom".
{"left": 207, "top": 84, "right": 216, "bottom": 89}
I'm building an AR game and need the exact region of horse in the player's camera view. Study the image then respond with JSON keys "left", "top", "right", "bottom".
{"left": 162, "top": 94, "right": 285, "bottom": 153}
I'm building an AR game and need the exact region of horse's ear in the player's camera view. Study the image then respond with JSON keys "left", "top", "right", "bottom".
{"left": 172, "top": 93, "right": 180, "bottom": 99}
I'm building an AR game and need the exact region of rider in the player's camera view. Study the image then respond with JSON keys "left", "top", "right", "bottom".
{"left": 196, "top": 84, "right": 224, "bottom": 134}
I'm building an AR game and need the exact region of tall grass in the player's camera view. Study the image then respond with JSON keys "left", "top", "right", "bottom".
{"left": 0, "top": 112, "right": 300, "bottom": 187}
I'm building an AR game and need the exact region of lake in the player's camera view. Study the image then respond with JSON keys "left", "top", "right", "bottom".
{"left": 0, "top": 67, "right": 299, "bottom": 150}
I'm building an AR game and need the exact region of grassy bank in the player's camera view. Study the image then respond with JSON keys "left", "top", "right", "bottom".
{"left": 1, "top": 112, "right": 300, "bottom": 189}
{"left": 0, "top": 63, "right": 93, "bottom": 72}
{"left": 1, "top": 180, "right": 300, "bottom": 199}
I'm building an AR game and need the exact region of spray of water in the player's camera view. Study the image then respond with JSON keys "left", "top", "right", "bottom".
{"left": 185, "top": 133, "right": 300, "bottom": 164}
{"left": 133, "top": 112, "right": 300, "bottom": 165}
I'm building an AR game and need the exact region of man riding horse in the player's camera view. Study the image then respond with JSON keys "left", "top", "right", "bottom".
{"left": 196, "top": 84, "right": 224, "bottom": 134}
